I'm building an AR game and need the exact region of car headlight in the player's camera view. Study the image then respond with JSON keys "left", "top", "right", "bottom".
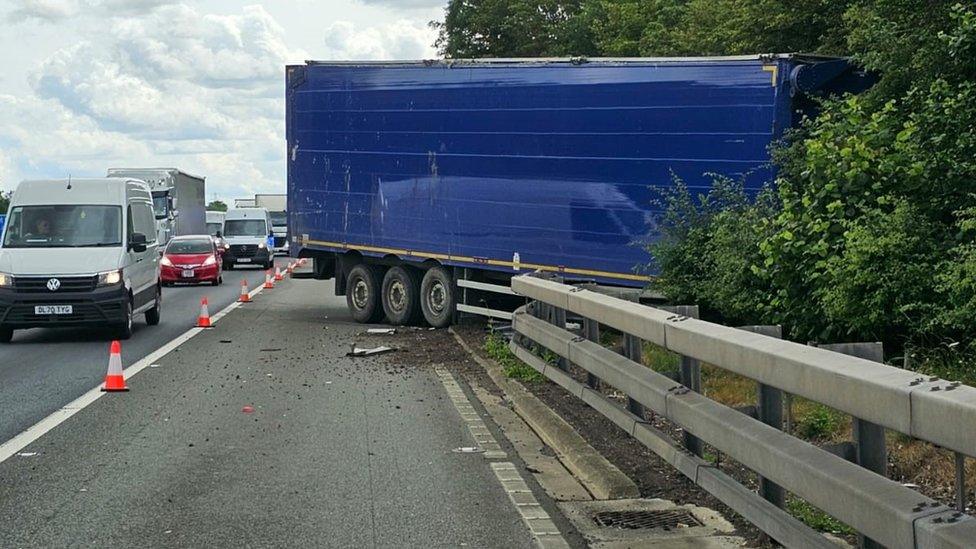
{"left": 203, "top": 255, "right": 216, "bottom": 266}
{"left": 0, "top": 272, "right": 12, "bottom": 288}
{"left": 97, "top": 269, "right": 123, "bottom": 287}
{"left": 160, "top": 256, "right": 173, "bottom": 267}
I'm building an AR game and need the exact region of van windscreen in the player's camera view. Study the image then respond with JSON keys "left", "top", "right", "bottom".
{"left": 2, "top": 205, "right": 123, "bottom": 248}
{"left": 224, "top": 219, "right": 267, "bottom": 237}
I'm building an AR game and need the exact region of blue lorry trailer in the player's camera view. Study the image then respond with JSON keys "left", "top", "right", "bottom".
{"left": 286, "top": 55, "right": 870, "bottom": 326}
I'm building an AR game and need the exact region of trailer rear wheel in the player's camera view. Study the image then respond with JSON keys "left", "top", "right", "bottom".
{"left": 381, "top": 266, "right": 421, "bottom": 325}
{"left": 346, "top": 264, "right": 385, "bottom": 324}
{"left": 420, "top": 266, "right": 455, "bottom": 328}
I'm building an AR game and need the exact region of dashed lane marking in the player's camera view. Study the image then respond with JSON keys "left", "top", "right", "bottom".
{"left": 434, "top": 367, "right": 570, "bottom": 549}
{"left": 0, "top": 279, "right": 269, "bottom": 464}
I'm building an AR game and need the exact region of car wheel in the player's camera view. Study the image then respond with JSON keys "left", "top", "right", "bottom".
{"left": 420, "top": 266, "right": 455, "bottom": 328}
{"left": 145, "top": 286, "right": 162, "bottom": 326}
{"left": 212, "top": 277, "right": 220, "bottom": 287}
{"left": 346, "top": 264, "right": 385, "bottom": 323}
{"left": 381, "top": 266, "right": 421, "bottom": 325}
{"left": 0, "top": 327, "right": 13, "bottom": 344}
{"left": 117, "top": 297, "right": 134, "bottom": 340}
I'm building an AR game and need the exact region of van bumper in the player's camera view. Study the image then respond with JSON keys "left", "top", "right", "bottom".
{"left": 0, "top": 285, "right": 129, "bottom": 329}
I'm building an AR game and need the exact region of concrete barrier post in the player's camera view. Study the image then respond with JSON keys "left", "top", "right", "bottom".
{"left": 622, "top": 334, "right": 644, "bottom": 417}
{"left": 583, "top": 318, "right": 601, "bottom": 389}
{"left": 740, "top": 325, "right": 786, "bottom": 510}
{"left": 818, "top": 341, "right": 886, "bottom": 549}
{"left": 659, "top": 304, "right": 702, "bottom": 457}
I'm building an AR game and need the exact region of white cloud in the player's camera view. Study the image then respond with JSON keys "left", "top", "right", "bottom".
{"left": 322, "top": 19, "right": 437, "bottom": 60}
{"left": 0, "top": 2, "right": 444, "bottom": 200}
{"left": 5, "top": 0, "right": 172, "bottom": 21}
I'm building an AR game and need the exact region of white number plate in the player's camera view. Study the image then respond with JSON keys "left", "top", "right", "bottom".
{"left": 35, "top": 305, "right": 72, "bottom": 315}
{"left": 181, "top": 269, "right": 195, "bottom": 278}
{"left": 237, "top": 258, "right": 251, "bottom": 263}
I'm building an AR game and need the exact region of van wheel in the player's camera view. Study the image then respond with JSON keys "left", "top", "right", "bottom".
{"left": 346, "top": 264, "right": 385, "bottom": 323}
{"left": 382, "top": 266, "right": 421, "bottom": 325}
{"left": 0, "top": 328, "right": 13, "bottom": 343}
{"left": 116, "top": 298, "right": 134, "bottom": 340}
{"left": 145, "top": 286, "right": 162, "bottom": 326}
{"left": 420, "top": 266, "right": 455, "bottom": 328}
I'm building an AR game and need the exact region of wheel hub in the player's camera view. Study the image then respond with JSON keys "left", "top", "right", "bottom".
{"left": 352, "top": 279, "right": 370, "bottom": 309}
{"left": 389, "top": 280, "right": 406, "bottom": 312}
{"left": 428, "top": 281, "right": 446, "bottom": 313}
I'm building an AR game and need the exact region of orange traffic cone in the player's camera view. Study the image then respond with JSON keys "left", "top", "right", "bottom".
{"left": 274, "top": 267, "right": 284, "bottom": 281}
{"left": 102, "top": 341, "right": 128, "bottom": 392}
{"left": 239, "top": 279, "right": 251, "bottom": 303}
{"left": 264, "top": 270, "right": 274, "bottom": 289}
{"left": 197, "top": 297, "right": 212, "bottom": 328}
{"left": 286, "top": 262, "right": 294, "bottom": 275}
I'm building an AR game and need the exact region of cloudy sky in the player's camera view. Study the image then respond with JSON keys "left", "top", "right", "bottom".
{"left": 0, "top": 0, "right": 444, "bottom": 202}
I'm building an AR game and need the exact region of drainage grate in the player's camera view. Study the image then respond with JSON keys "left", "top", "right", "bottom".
{"left": 592, "top": 509, "right": 702, "bottom": 531}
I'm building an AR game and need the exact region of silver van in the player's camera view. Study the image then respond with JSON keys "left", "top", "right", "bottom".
{"left": 0, "top": 178, "right": 162, "bottom": 342}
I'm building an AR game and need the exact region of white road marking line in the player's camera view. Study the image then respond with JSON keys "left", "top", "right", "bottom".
{"left": 433, "top": 367, "right": 569, "bottom": 549}
{"left": 434, "top": 367, "right": 506, "bottom": 459}
{"left": 0, "top": 279, "right": 269, "bottom": 464}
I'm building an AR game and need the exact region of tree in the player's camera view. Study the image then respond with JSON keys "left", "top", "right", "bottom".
{"left": 207, "top": 200, "right": 228, "bottom": 212}
{"left": 435, "top": 0, "right": 595, "bottom": 58}
{"left": 0, "top": 191, "right": 11, "bottom": 215}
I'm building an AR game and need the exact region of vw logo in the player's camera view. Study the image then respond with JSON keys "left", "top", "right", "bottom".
{"left": 46, "top": 278, "right": 61, "bottom": 292}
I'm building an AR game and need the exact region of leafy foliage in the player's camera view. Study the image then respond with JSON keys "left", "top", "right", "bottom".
{"left": 437, "top": 1, "right": 976, "bottom": 356}
{"left": 0, "top": 191, "right": 10, "bottom": 215}
{"left": 206, "top": 200, "right": 228, "bottom": 212}
{"left": 484, "top": 332, "right": 545, "bottom": 382}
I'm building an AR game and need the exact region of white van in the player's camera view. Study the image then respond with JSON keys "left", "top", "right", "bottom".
{"left": 205, "top": 211, "right": 225, "bottom": 237}
{"left": 222, "top": 208, "right": 273, "bottom": 270}
{"left": 0, "top": 179, "right": 162, "bottom": 343}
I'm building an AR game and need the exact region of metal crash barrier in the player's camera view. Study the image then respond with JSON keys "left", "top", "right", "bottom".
{"left": 510, "top": 274, "right": 976, "bottom": 549}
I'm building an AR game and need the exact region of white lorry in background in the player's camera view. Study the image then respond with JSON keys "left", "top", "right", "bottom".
{"left": 254, "top": 194, "right": 288, "bottom": 256}
{"left": 0, "top": 178, "right": 162, "bottom": 343}
{"left": 106, "top": 168, "right": 206, "bottom": 247}
{"left": 205, "top": 211, "right": 225, "bottom": 237}
{"left": 234, "top": 198, "right": 256, "bottom": 208}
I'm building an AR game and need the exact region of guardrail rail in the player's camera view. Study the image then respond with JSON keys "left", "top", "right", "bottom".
{"left": 509, "top": 273, "right": 976, "bottom": 549}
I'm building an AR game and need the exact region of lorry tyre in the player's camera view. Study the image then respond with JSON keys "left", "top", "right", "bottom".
{"left": 116, "top": 297, "right": 134, "bottom": 340}
{"left": 145, "top": 286, "right": 162, "bottom": 326}
{"left": 420, "top": 266, "right": 455, "bottom": 328}
{"left": 0, "top": 328, "right": 12, "bottom": 344}
{"left": 346, "top": 264, "right": 385, "bottom": 323}
{"left": 381, "top": 266, "right": 421, "bottom": 325}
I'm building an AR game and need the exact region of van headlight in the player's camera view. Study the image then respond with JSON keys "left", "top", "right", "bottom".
{"left": 257, "top": 242, "right": 267, "bottom": 249}
{"left": 97, "top": 269, "right": 123, "bottom": 287}
{"left": 0, "top": 272, "right": 12, "bottom": 288}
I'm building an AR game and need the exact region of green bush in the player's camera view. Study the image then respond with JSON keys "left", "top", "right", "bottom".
{"left": 484, "top": 332, "right": 545, "bottom": 383}
{"left": 795, "top": 406, "right": 843, "bottom": 440}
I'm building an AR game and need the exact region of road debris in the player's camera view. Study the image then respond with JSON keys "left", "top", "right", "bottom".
{"left": 453, "top": 446, "right": 485, "bottom": 454}
{"left": 347, "top": 346, "right": 396, "bottom": 357}
{"left": 16, "top": 452, "right": 37, "bottom": 457}
{"left": 242, "top": 405, "right": 255, "bottom": 413}
{"left": 366, "top": 328, "right": 396, "bottom": 335}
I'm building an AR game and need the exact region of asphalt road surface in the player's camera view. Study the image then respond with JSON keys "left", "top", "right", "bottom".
{"left": 0, "top": 269, "right": 543, "bottom": 547}
{"left": 0, "top": 259, "right": 285, "bottom": 445}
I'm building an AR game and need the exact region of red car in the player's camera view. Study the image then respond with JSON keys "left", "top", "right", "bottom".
{"left": 160, "top": 236, "right": 223, "bottom": 286}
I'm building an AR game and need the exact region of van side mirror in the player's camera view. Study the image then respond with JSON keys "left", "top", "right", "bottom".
{"left": 215, "top": 230, "right": 222, "bottom": 238}
{"left": 129, "top": 232, "right": 148, "bottom": 253}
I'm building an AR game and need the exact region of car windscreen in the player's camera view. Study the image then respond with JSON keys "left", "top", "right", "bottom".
{"left": 166, "top": 240, "right": 212, "bottom": 254}
{"left": 2, "top": 205, "right": 123, "bottom": 248}
{"left": 224, "top": 219, "right": 267, "bottom": 237}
